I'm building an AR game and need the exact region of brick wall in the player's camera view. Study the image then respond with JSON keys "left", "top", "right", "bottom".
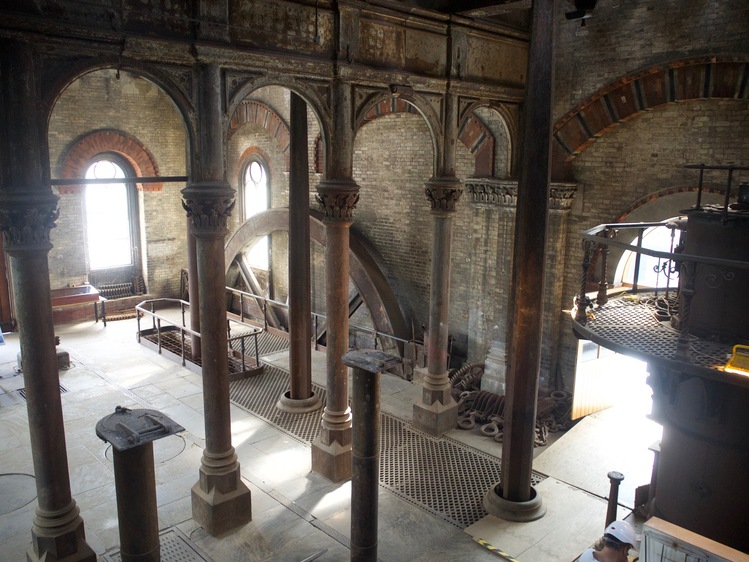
{"left": 552, "top": 0, "right": 749, "bottom": 390}
{"left": 557, "top": 99, "right": 749, "bottom": 389}
{"left": 47, "top": 69, "right": 187, "bottom": 298}
{"left": 553, "top": 0, "right": 749, "bottom": 122}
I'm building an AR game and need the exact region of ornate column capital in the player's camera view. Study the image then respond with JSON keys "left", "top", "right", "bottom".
{"left": 549, "top": 183, "right": 578, "bottom": 210}
{"left": 316, "top": 179, "right": 360, "bottom": 222}
{"left": 0, "top": 190, "right": 59, "bottom": 254}
{"left": 181, "top": 182, "right": 235, "bottom": 237}
{"left": 425, "top": 177, "right": 463, "bottom": 214}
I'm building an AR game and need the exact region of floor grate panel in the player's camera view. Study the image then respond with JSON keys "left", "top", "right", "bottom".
{"left": 18, "top": 385, "right": 67, "bottom": 401}
{"left": 583, "top": 293, "right": 734, "bottom": 371}
{"left": 229, "top": 365, "right": 545, "bottom": 529}
{"left": 104, "top": 527, "right": 213, "bottom": 562}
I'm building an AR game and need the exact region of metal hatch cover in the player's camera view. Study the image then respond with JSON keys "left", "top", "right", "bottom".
{"left": 96, "top": 406, "right": 184, "bottom": 451}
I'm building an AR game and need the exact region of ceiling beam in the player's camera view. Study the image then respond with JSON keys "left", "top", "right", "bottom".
{"left": 396, "top": 0, "right": 529, "bottom": 14}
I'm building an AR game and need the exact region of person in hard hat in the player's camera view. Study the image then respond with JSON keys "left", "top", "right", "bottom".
{"left": 576, "top": 520, "right": 639, "bottom": 562}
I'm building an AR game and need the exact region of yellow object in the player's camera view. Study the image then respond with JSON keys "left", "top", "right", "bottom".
{"left": 725, "top": 345, "right": 749, "bottom": 375}
{"left": 473, "top": 537, "right": 521, "bottom": 561}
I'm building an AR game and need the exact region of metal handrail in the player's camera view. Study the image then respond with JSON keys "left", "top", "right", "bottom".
{"left": 582, "top": 221, "right": 749, "bottom": 271}
{"left": 136, "top": 298, "right": 262, "bottom": 371}
{"left": 224, "top": 286, "right": 419, "bottom": 374}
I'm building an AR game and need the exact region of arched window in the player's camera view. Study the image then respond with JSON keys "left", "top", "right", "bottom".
{"left": 242, "top": 156, "right": 270, "bottom": 270}
{"left": 84, "top": 155, "right": 142, "bottom": 289}
{"left": 614, "top": 222, "right": 681, "bottom": 289}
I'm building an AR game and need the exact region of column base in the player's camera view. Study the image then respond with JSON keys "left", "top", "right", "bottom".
{"left": 412, "top": 396, "right": 458, "bottom": 437}
{"left": 311, "top": 432, "right": 352, "bottom": 483}
{"left": 411, "top": 366, "right": 427, "bottom": 384}
{"left": 192, "top": 463, "right": 251, "bottom": 536}
{"left": 276, "top": 390, "right": 323, "bottom": 413}
{"left": 28, "top": 505, "right": 96, "bottom": 562}
{"left": 482, "top": 483, "right": 546, "bottom": 522}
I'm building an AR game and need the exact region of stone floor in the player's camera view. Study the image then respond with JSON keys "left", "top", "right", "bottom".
{"left": 0, "top": 316, "right": 656, "bottom": 561}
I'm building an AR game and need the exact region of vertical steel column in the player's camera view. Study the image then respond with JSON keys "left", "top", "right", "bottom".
{"left": 278, "top": 92, "right": 319, "bottom": 412}
{"left": 288, "top": 92, "right": 311, "bottom": 399}
{"left": 182, "top": 63, "right": 251, "bottom": 536}
{"left": 312, "top": 78, "right": 359, "bottom": 482}
{"left": 485, "top": 0, "right": 556, "bottom": 521}
{"left": 0, "top": 39, "right": 95, "bottom": 562}
{"left": 344, "top": 350, "right": 401, "bottom": 562}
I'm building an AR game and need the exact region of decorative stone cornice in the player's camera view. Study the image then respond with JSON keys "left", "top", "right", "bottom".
{"left": 181, "top": 183, "right": 235, "bottom": 236}
{"left": 0, "top": 191, "right": 59, "bottom": 254}
{"left": 467, "top": 179, "right": 518, "bottom": 207}
{"left": 465, "top": 178, "right": 578, "bottom": 210}
{"left": 425, "top": 177, "right": 463, "bottom": 213}
{"left": 316, "top": 179, "right": 360, "bottom": 222}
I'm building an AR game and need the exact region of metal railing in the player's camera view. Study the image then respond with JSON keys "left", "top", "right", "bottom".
{"left": 225, "top": 286, "right": 422, "bottom": 377}
{"left": 136, "top": 297, "right": 262, "bottom": 372}
{"left": 574, "top": 218, "right": 749, "bottom": 359}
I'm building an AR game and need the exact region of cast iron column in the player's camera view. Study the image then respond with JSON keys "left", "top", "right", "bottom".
{"left": 345, "top": 350, "right": 401, "bottom": 562}
{"left": 484, "top": 0, "right": 556, "bottom": 521}
{"left": 412, "top": 178, "right": 462, "bottom": 437}
{"left": 311, "top": 78, "right": 359, "bottom": 481}
{"left": 0, "top": 39, "right": 95, "bottom": 562}
{"left": 187, "top": 217, "right": 200, "bottom": 360}
{"left": 182, "top": 63, "right": 251, "bottom": 535}
{"left": 277, "top": 92, "right": 320, "bottom": 413}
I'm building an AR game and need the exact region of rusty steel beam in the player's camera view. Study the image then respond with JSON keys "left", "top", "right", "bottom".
{"left": 500, "top": 0, "right": 556, "bottom": 504}
{"left": 288, "top": 92, "right": 313, "bottom": 401}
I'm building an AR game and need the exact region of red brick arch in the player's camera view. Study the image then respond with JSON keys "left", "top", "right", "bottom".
{"left": 228, "top": 100, "right": 291, "bottom": 171}
{"left": 60, "top": 129, "right": 161, "bottom": 193}
{"left": 614, "top": 185, "right": 726, "bottom": 223}
{"left": 553, "top": 56, "right": 749, "bottom": 163}
{"left": 360, "top": 98, "right": 496, "bottom": 177}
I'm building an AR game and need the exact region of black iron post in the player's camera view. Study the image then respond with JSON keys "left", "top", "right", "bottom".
{"left": 606, "top": 471, "right": 624, "bottom": 527}
{"left": 113, "top": 444, "right": 159, "bottom": 562}
{"left": 96, "top": 407, "right": 184, "bottom": 562}
{"left": 597, "top": 232, "right": 610, "bottom": 307}
{"left": 344, "top": 350, "right": 401, "bottom": 562}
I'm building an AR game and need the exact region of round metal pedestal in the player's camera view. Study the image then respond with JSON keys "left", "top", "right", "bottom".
{"left": 483, "top": 483, "right": 546, "bottom": 522}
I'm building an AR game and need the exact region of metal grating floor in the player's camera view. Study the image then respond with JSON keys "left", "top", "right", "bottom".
{"left": 104, "top": 527, "right": 213, "bottom": 562}
{"left": 229, "top": 365, "right": 545, "bottom": 529}
{"left": 582, "top": 293, "right": 734, "bottom": 371}
{"left": 18, "top": 385, "right": 67, "bottom": 401}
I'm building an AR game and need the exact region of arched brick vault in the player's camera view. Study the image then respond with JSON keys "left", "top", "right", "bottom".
{"left": 43, "top": 62, "right": 196, "bottom": 159}
{"left": 59, "top": 129, "right": 161, "bottom": 194}
{"left": 552, "top": 56, "right": 749, "bottom": 178}
{"left": 358, "top": 98, "right": 497, "bottom": 177}
{"left": 228, "top": 100, "right": 291, "bottom": 172}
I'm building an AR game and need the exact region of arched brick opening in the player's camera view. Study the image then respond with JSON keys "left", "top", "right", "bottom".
{"left": 553, "top": 56, "right": 749, "bottom": 167}
{"left": 615, "top": 185, "right": 726, "bottom": 223}
{"left": 228, "top": 99, "right": 291, "bottom": 171}
{"left": 60, "top": 129, "right": 161, "bottom": 194}
{"left": 361, "top": 98, "right": 497, "bottom": 177}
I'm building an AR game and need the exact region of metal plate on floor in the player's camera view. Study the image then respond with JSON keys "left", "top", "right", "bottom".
{"left": 104, "top": 527, "right": 213, "bottom": 562}
{"left": 0, "top": 473, "right": 36, "bottom": 515}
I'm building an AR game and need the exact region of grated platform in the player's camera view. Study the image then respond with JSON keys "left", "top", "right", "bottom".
{"left": 579, "top": 293, "right": 735, "bottom": 372}
{"left": 229, "top": 365, "right": 545, "bottom": 529}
